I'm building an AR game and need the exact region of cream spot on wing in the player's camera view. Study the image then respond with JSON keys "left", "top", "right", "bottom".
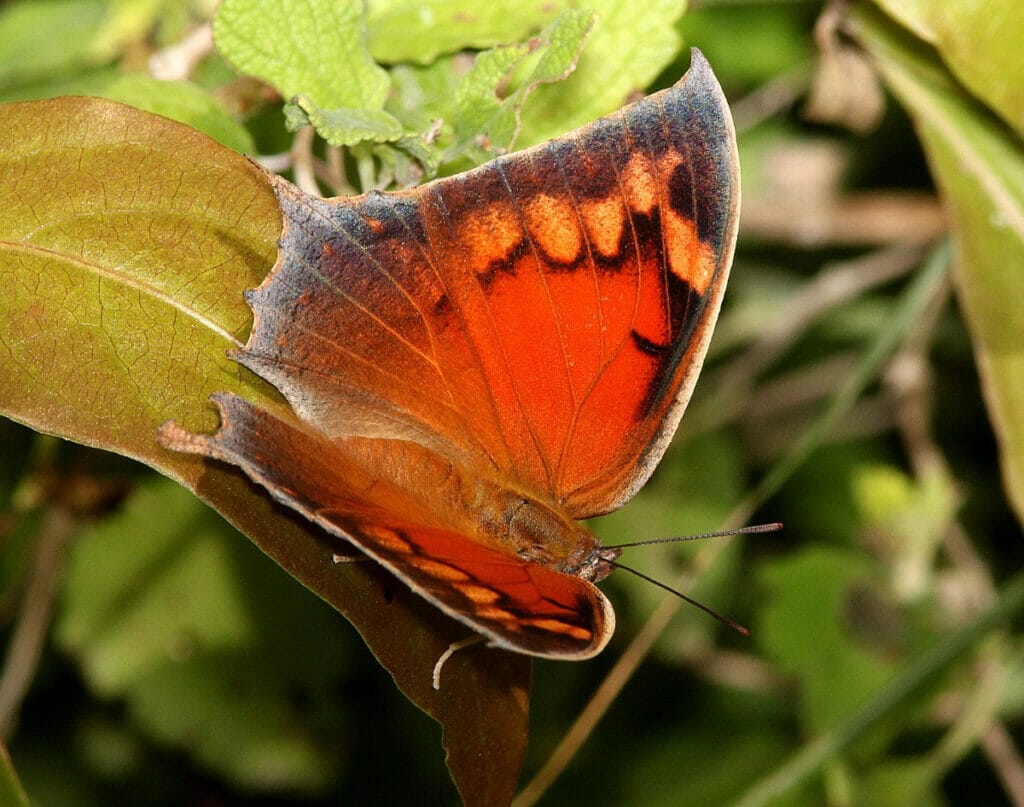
{"left": 619, "top": 154, "right": 657, "bottom": 214}
{"left": 408, "top": 556, "right": 472, "bottom": 582}
{"left": 360, "top": 525, "right": 413, "bottom": 554}
{"left": 663, "top": 206, "right": 711, "bottom": 293}
{"left": 579, "top": 195, "right": 625, "bottom": 259}
{"left": 654, "top": 152, "right": 717, "bottom": 294}
{"left": 522, "top": 193, "right": 581, "bottom": 263}
{"left": 457, "top": 202, "right": 523, "bottom": 273}
{"left": 454, "top": 582, "right": 503, "bottom": 604}
{"left": 523, "top": 618, "right": 592, "bottom": 641}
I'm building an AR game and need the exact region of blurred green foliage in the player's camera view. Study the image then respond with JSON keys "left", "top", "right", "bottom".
{"left": 1, "top": 0, "right": 1023, "bottom": 805}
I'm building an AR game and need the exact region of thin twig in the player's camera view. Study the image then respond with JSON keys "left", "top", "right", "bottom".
{"left": 321, "top": 146, "right": 356, "bottom": 196}
{"left": 730, "top": 67, "right": 808, "bottom": 132}
{"left": 515, "top": 242, "right": 952, "bottom": 807}
{"left": 716, "top": 242, "right": 927, "bottom": 399}
{"left": 742, "top": 191, "right": 946, "bottom": 246}
{"left": 149, "top": 23, "right": 214, "bottom": 81}
{"left": 0, "top": 507, "right": 74, "bottom": 740}
{"left": 290, "top": 126, "right": 320, "bottom": 196}
{"left": 982, "top": 721, "right": 1024, "bottom": 807}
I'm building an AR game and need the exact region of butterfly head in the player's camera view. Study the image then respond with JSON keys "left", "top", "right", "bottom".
{"left": 563, "top": 544, "right": 622, "bottom": 584}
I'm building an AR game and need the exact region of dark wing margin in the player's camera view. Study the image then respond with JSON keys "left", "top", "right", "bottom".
{"left": 558, "top": 48, "right": 740, "bottom": 516}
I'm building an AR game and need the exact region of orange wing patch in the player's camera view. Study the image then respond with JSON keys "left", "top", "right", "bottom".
{"left": 160, "top": 392, "right": 615, "bottom": 659}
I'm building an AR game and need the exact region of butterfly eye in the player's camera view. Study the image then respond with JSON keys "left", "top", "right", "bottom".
{"left": 598, "top": 547, "right": 624, "bottom": 564}
{"left": 572, "top": 547, "right": 621, "bottom": 583}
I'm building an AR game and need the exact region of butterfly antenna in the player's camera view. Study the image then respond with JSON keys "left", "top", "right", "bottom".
{"left": 610, "top": 559, "right": 750, "bottom": 636}
{"left": 603, "top": 522, "right": 783, "bottom": 635}
{"left": 605, "top": 522, "right": 782, "bottom": 550}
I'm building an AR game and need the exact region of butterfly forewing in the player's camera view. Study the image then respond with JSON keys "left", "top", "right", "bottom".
{"left": 237, "top": 50, "right": 738, "bottom": 517}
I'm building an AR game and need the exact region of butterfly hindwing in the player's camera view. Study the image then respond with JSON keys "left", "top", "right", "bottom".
{"left": 159, "top": 394, "right": 613, "bottom": 658}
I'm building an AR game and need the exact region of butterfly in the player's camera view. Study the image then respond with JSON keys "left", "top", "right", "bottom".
{"left": 158, "top": 49, "right": 739, "bottom": 661}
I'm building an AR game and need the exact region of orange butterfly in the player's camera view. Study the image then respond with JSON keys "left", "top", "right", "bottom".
{"left": 158, "top": 49, "right": 739, "bottom": 660}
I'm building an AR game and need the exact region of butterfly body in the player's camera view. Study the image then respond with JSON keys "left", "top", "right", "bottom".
{"left": 159, "top": 49, "right": 739, "bottom": 659}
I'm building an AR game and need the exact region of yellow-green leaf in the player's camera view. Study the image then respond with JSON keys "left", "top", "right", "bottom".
{"left": 870, "top": 0, "right": 1024, "bottom": 137}
{"left": 0, "top": 96, "right": 278, "bottom": 451}
{"left": 214, "top": 0, "right": 389, "bottom": 111}
{"left": 447, "top": 10, "right": 594, "bottom": 162}
{"left": 366, "top": 0, "right": 564, "bottom": 65}
{"left": 516, "top": 0, "right": 688, "bottom": 147}
{"left": 285, "top": 94, "right": 404, "bottom": 146}
{"left": 851, "top": 6, "right": 1024, "bottom": 527}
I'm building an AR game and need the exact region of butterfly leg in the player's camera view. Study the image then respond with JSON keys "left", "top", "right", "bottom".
{"left": 331, "top": 552, "right": 368, "bottom": 564}
{"left": 432, "top": 635, "right": 486, "bottom": 690}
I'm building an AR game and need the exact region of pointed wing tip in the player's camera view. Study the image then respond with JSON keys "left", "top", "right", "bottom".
{"left": 681, "top": 46, "right": 728, "bottom": 106}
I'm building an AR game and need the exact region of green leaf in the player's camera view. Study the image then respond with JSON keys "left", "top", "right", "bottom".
{"left": 58, "top": 480, "right": 259, "bottom": 695}
{"left": 0, "top": 96, "right": 529, "bottom": 806}
{"left": 387, "top": 59, "right": 463, "bottom": 133}
{"left": 856, "top": 759, "right": 942, "bottom": 807}
{"left": 87, "top": 0, "right": 172, "bottom": 61}
{"left": 680, "top": 4, "right": 814, "bottom": 86}
{"left": 56, "top": 478, "right": 347, "bottom": 791}
{"left": 0, "top": 66, "right": 120, "bottom": 105}
{"left": 757, "top": 547, "right": 893, "bottom": 733}
{"left": 214, "top": 0, "right": 390, "bottom": 111}
{"left": 101, "top": 74, "right": 255, "bottom": 153}
{"left": 851, "top": 465, "right": 956, "bottom": 602}
{"left": 516, "top": 0, "right": 688, "bottom": 148}
{"left": 0, "top": 0, "right": 102, "bottom": 86}
{"left": 285, "top": 93, "right": 404, "bottom": 146}
{"left": 618, "top": 724, "right": 790, "bottom": 807}
{"left": 736, "top": 571, "right": 1024, "bottom": 807}
{"left": 0, "top": 0, "right": 176, "bottom": 93}
{"left": 870, "top": 0, "right": 1024, "bottom": 137}
{"left": 0, "top": 744, "right": 29, "bottom": 807}
{"left": 365, "top": 0, "right": 563, "bottom": 64}
{"left": 851, "top": 5, "right": 1024, "bottom": 526}
{"left": 446, "top": 9, "right": 594, "bottom": 163}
